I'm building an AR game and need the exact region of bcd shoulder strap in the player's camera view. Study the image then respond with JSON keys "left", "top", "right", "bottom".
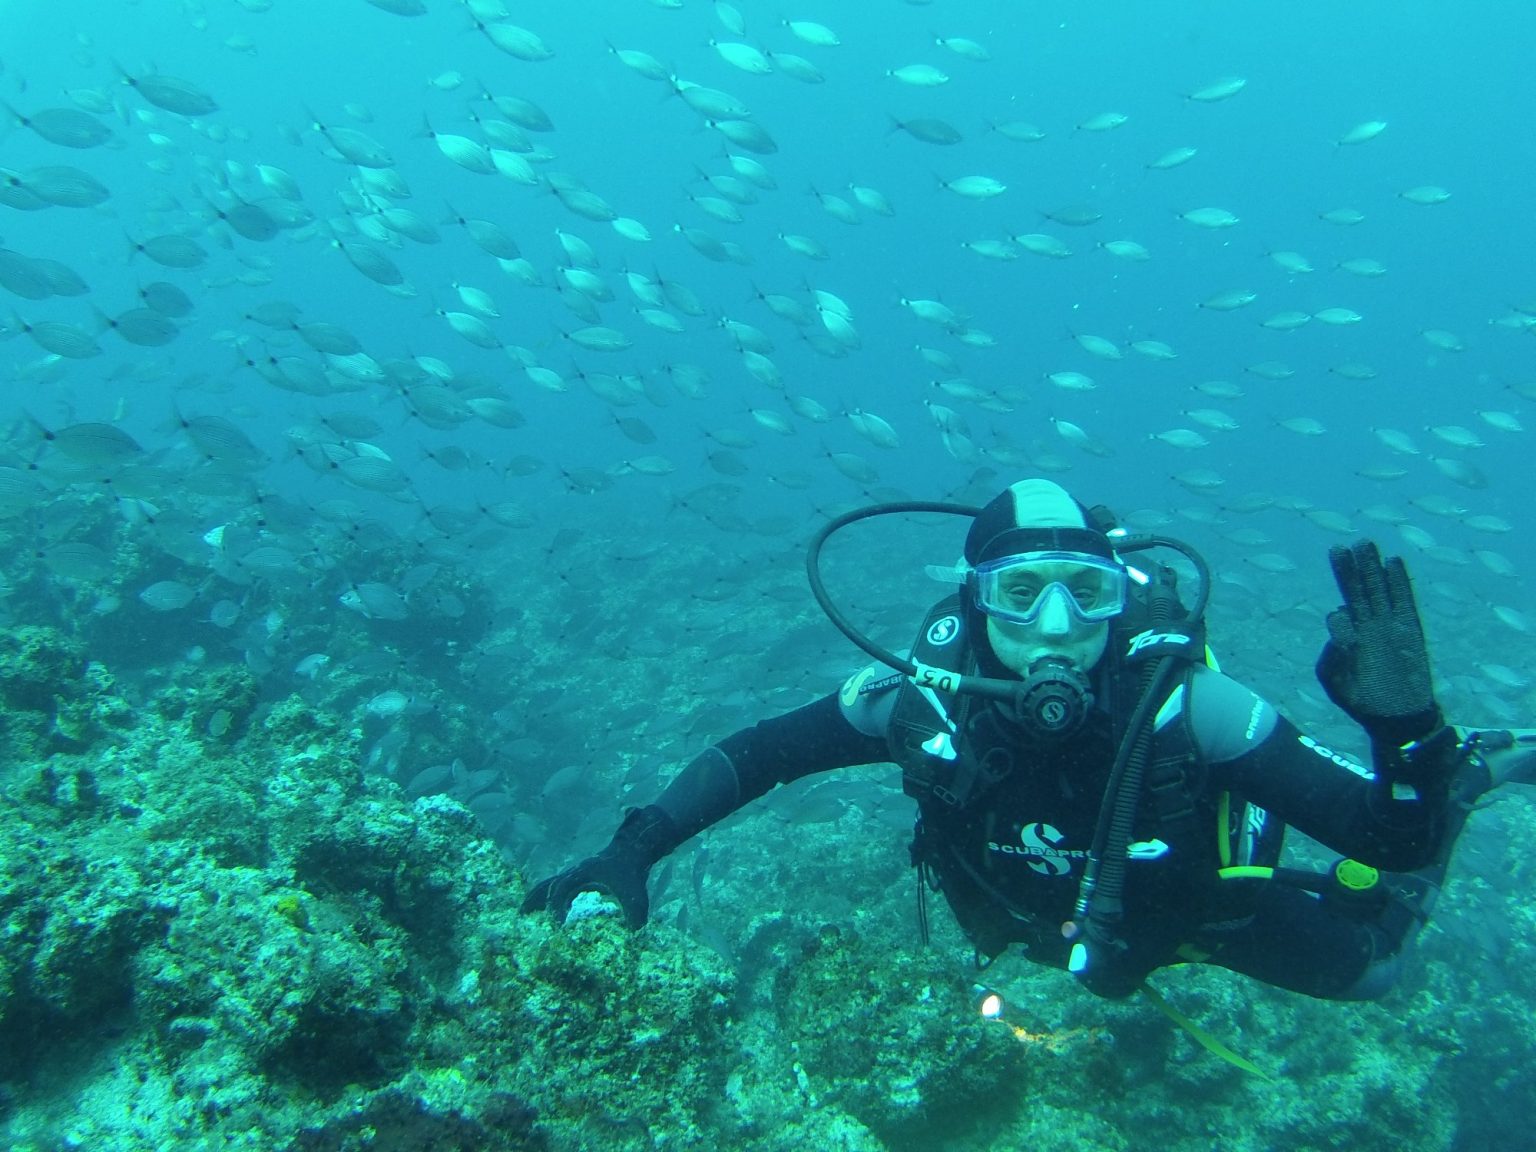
{"left": 886, "top": 594, "right": 989, "bottom": 810}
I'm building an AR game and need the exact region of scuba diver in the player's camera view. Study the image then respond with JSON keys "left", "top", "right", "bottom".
{"left": 524, "top": 479, "right": 1536, "bottom": 1000}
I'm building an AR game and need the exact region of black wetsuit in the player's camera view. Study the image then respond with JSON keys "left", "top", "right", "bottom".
{"left": 642, "top": 630, "right": 1464, "bottom": 1002}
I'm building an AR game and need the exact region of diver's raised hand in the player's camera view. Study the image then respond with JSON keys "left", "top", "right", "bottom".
{"left": 1315, "top": 540, "right": 1439, "bottom": 747}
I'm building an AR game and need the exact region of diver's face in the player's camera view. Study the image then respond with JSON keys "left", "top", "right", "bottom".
{"left": 983, "top": 560, "right": 1111, "bottom": 676}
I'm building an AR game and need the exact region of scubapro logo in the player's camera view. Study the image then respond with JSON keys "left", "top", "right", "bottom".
{"left": 1298, "top": 734, "right": 1372, "bottom": 779}
{"left": 988, "top": 822, "right": 1086, "bottom": 876}
{"left": 1039, "top": 699, "right": 1068, "bottom": 728}
{"left": 926, "top": 615, "right": 960, "bottom": 646}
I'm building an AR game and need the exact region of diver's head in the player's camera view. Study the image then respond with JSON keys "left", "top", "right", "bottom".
{"left": 963, "top": 479, "right": 1128, "bottom": 681}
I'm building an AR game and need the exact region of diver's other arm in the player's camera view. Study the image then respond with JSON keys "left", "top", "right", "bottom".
{"left": 521, "top": 693, "right": 887, "bottom": 926}
{"left": 519, "top": 804, "right": 678, "bottom": 928}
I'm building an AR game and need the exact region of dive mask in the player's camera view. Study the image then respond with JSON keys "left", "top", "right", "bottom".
{"left": 971, "top": 550, "right": 1129, "bottom": 626}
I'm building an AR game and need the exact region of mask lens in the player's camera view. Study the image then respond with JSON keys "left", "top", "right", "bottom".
{"left": 974, "top": 552, "right": 1126, "bottom": 625}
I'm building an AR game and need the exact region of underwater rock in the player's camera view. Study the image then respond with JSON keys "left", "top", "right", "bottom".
{"left": 774, "top": 921, "right": 1035, "bottom": 1144}
{"left": 0, "top": 625, "right": 85, "bottom": 713}
{"left": 0, "top": 625, "right": 99, "bottom": 755}
{"left": 291, "top": 1081, "right": 546, "bottom": 1151}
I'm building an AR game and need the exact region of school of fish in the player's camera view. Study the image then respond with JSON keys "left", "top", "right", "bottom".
{"left": 0, "top": 0, "right": 1531, "bottom": 861}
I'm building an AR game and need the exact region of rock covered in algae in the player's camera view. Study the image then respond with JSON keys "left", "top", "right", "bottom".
{"left": 0, "top": 626, "right": 134, "bottom": 756}
{"left": 773, "top": 918, "right": 1040, "bottom": 1142}
{"left": 0, "top": 692, "right": 738, "bottom": 1151}
{"left": 0, "top": 657, "right": 1527, "bottom": 1151}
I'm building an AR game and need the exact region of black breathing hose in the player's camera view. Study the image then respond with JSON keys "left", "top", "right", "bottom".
{"left": 804, "top": 500, "right": 981, "bottom": 676}
{"left": 1073, "top": 566, "right": 1187, "bottom": 941}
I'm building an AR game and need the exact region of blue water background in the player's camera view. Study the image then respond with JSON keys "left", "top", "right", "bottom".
{"left": 2, "top": 0, "right": 1532, "bottom": 715}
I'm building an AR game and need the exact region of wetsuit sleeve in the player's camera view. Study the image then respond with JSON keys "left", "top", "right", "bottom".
{"left": 651, "top": 692, "right": 890, "bottom": 847}
{"left": 1192, "top": 668, "right": 1449, "bottom": 871}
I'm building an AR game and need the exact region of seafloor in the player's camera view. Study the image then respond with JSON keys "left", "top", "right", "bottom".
{"left": 2, "top": 599, "right": 1533, "bottom": 1152}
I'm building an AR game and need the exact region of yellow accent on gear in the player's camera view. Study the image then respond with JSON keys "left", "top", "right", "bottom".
{"left": 1216, "top": 791, "right": 1232, "bottom": 868}
{"left": 1334, "top": 859, "right": 1380, "bottom": 892}
{"left": 1218, "top": 866, "right": 1274, "bottom": 881}
{"left": 839, "top": 666, "right": 873, "bottom": 708}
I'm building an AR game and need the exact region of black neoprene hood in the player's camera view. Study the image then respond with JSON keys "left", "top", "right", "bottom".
{"left": 963, "top": 485, "right": 1112, "bottom": 567}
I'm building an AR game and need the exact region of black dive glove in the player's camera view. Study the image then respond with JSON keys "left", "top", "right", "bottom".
{"left": 1315, "top": 541, "right": 1441, "bottom": 758}
{"left": 520, "top": 806, "right": 679, "bottom": 929}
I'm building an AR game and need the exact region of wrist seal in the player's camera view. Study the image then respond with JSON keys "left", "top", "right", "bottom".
{"left": 1375, "top": 723, "right": 1461, "bottom": 793}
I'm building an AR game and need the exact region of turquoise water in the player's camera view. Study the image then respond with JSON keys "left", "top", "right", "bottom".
{"left": 0, "top": 1, "right": 1532, "bottom": 1148}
